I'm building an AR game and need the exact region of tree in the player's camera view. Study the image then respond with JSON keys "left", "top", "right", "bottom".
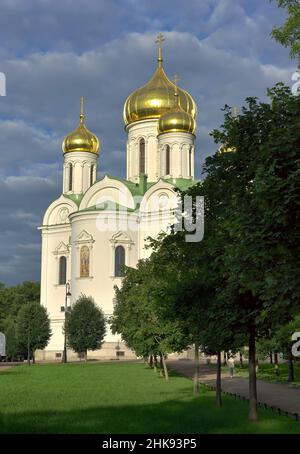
{"left": 274, "top": 316, "right": 300, "bottom": 382}
{"left": 204, "top": 84, "right": 300, "bottom": 420}
{"left": 111, "top": 258, "right": 189, "bottom": 380}
{"left": 16, "top": 302, "right": 51, "bottom": 365}
{"left": 65, "top": 295, "right": 106, "bottom": 361}
{"left": 2, "top": 316, "right": 20, "bottom": 360}
{"left": 271, "top": 0, "right": 300, "bottom": 58}
{"left": 0, "top": 281, "right": 40, "bottom": 331}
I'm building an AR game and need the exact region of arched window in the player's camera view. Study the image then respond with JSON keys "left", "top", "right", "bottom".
{"left": 80, "top": 246, "right": 90, "bottom": 278}
{"left": 68, "top": 164, "right": 73, "bottom": 191}
{"left": 139, "top": 138, "right": 145, "bottom": 174}
{"left": 115, "top": 245, "right": 125, "bottom": 277}
{"left": 165, "top": 145, "right": 171, "bottom": 175}
{"left": 59, "top": 256, "right": 67, "bottom": 285}
{"left": 189, "top": 146, "right": 192, "bottom": 177}
{"left": 90, "top": 164, "right": 94, "bottom": 187}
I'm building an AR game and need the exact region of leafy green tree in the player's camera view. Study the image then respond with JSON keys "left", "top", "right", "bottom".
{"left": 0, "top": 282, "right": 40, "bottom": 330}
{"left": 65, "top": 295, "right": 106, "bottom": 361}
{"left": 274, "top": 316, "right": 300, "bottom": 381}
{"left": 111, "top": 259, "right": 189, "bottom": 380}
{"left": 149, "top": 227, "right": 245, "bottom": 401}
{"left": 2, "top": 316, "right": 20, "bottom": 360}
{"left": 256, "top": 337, "right": 277, "bottom": 364}
{"left": 16, "top": 302, "right": 51, "bottom": 365}
{"left": 271, "top": 0, "right": 300, "bottom": 58}
{"left": 204, "top": 84, "right": 300, "bottom": 420}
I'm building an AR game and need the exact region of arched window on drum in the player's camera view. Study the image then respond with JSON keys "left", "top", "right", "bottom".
{"left": 165, "top": 145, "right": 171, "bottom": 175}
{"left": 189, "top": 146, "right": 192, "bottom": 177}
{"left": 68, "top": 164, "right": 73, "bottom": 191}
{"left": 59, "top": 256, "right": 67, "bottom": 285}
{"left": 139, "top": 138, "right": 145, "bottom": 174}
{"left": 114, "top": 245, "right": 125, "bottom": 277}
{"left": 90, "top": 164, "right": 94, "bottom": 187}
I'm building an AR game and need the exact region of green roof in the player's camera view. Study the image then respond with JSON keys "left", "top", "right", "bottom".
{"left": 64, "top": 193, "right": 84, "bottom": 207}
{"left": 105, "top": 174, "right": 155, "bottom": 196}
{"left": 162, "top": 178, "right": 199, "bottom": 191}
{"left": 78, "top": 200, "right": 136, "bottom": 213}
{"left": 64, "top": 176, "right": 199, "bottom": 214}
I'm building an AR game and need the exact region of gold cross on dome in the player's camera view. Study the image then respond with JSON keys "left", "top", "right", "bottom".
{"left": 80, "top": 96, "right": 84, "bottom": 116}
{"left": 155, "top": 32, "right": 165, "bottom": 47}
{"left": 79, "top": 96, "right": 85, "bottom": 123}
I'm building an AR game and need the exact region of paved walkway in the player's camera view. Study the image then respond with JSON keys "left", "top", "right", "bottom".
{"left": 167, "top": 360, "right": 300, "bottom": 417}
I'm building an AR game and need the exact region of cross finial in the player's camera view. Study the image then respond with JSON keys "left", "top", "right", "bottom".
{"left": 155, "top": 32, "right": 165, "bottom": 67}
{"left": 173, "top": 74, "right": 180, "bottom": 106}
{"left": 155, "top": 32, "right": 165, "bottom": 47}
{"left": 80, "top": 96, "right": 85, "bottom": 123}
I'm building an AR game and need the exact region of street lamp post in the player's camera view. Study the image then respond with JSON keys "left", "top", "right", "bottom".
{"left": 61, "top": 282, "right": 71, "bottom": 363}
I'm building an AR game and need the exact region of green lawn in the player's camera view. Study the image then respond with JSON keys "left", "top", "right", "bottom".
{"left": 233, "top": 363, "right": 300, "bottom": 387}
{"left": 0, "top": 362, "right": 300, "bottom": 434}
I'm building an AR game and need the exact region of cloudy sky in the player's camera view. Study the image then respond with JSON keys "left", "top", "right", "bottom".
{"left": 0, "top": 0, "right": 294, "bottom": 286}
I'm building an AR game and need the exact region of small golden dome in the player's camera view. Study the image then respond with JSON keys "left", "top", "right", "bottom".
{"left": 123, "top": 43, "right": 197, "bottom": 127}
{"left": 62, "top": 97, "right": 100, "bottom": 155}
{"left": 158, "top": 91, "right": 196, "bottom": 135}
{"left": 218, "top": 145, "right": 236, "bottom": 154}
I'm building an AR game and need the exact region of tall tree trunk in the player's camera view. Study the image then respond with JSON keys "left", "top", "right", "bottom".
{"left": 159, "top": 353, "right": 164, "bottom": 377}
{"left": 288, "top": 350, "right": 294, "bottom": 382}
{"left": 274, "top": 352, "right": 279, "bottom": 376}
{"left": 153, "top": 354, "right": 158, "bottom": 373}
{"left": 239, "top": 351, "right": 243, "bottom": 368}
{"left": 85, "top": 350, "right": 88, "bottom": 363}
{"left": 248, "top": 326, "right": 258, "bottom": 421}
{"left": 269, "top": 351, "right": 273, "bottom": 365}
{"left": 149, "top": 355, "right": 153, "bottom": 368}
{"left": 223, "top": 351, "right": 227, "bottom": 366}
{"left": 216, "top": 351, "right": 222, "bottom": 406}
{"left": 161, "top": 354, "right": 169, "bottom": 380}
{"left": 27, "top": 332, "right": 30, "bottom": 366}
{"left": 32, "top": 351, "right": 35, "bottom": 364}
{"left": 193, "top": 342, "right": 200, "bottom": 395}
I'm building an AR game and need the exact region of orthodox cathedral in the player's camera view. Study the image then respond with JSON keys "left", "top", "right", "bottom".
{"left": 38, "top": 35, "right": 198, "bottom": 360}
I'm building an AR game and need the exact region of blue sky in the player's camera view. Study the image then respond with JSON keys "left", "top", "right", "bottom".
{"left": 0, "top": 0, "right": 295, "bottom": 285}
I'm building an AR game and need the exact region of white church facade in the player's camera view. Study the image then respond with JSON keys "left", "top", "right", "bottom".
{"left": 38, "top": 37, "right": 198, "bottom": 361}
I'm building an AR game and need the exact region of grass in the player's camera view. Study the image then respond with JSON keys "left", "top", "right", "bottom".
{"left": 1, "top": 362, "right": 300, "bottom": 434}
{"left": 233, "top": 363, "right": 300, "bottom": 387}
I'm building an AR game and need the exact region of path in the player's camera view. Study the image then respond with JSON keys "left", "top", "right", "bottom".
{"left": 168, "top": 360, "right": 300, "bottom": 417}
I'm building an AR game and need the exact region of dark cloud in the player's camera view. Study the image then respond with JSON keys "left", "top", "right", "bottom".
{"left": 0, "top": 1, "right": 294, "bottom": 285}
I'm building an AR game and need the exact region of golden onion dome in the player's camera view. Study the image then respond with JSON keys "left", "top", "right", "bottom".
{"left": 62, "top": 97, "right": 100, "bottom": 155}
{"left": 218, "top": 145, "right": 236, "bottom": 154}
{"left": 123, "top": 42, "right": 197, "bottom": 127}
{"left": 158, "top": 90, "right": 196, "bottom": 135}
